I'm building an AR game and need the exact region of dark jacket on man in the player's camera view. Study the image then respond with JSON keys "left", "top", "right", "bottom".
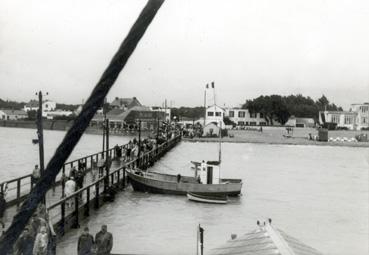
{"left": 95, "top": 231, "right": 113, "bottom": 255}
{"left": 78, "top": 232, "right": 94, "bottom": 255}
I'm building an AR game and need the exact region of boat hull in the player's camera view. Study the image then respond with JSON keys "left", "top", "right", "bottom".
{"left": 127, "top": 170, "right": 242, "bottom": 196}
{"left": 187, "top": 192, "right": 228, "bottom": 204}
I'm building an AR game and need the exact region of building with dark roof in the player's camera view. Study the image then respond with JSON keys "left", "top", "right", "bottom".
{"left": 90, "top": 106, "right": 164, "bottom": 132}
{"left": 110, "top": 97, "right": 141, "bottom": 110}
{"left": 0, "top": 109, "right": 28, "bottom": 120}
{"left": 209, "top": 221, "right": 323, "bottom": 255}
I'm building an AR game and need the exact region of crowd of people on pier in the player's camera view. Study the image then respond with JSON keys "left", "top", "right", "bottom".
{"left": 13, "top": 203, "right": 56, "bottom": 255}
{"left": 0, "top": 125, "right": 180, "bottom": 254}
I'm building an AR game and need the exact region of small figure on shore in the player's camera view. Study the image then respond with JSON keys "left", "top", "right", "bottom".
{"left": 78, "top": 227, "right": 95, "bottom": 255}
{"left": 32, "top": 165, "right": 40, "bottom": 186}
{"left": 14, "top": 227, "right": 34, "bottom": 255}
{"left": 33, "top": 226, "right": 49, "bottom": 255}
{"left": 95, "top": 225, "right": 113, "bottom": 255}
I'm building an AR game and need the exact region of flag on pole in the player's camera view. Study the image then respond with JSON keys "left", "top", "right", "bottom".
{"left": 211, "top": 82, "right": 214, "bottom": 88}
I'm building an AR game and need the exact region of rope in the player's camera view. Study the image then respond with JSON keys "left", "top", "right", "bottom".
{"left": 0, "top": 0, "right": 165, "bottom": 253}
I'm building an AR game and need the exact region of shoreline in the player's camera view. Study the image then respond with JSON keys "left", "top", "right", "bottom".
{"left": 183, "top": 137, "right": 369, "bottom": 148}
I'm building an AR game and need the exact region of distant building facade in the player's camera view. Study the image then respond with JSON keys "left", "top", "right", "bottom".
{"left": 319, "top": 102, "right": 368, "bottom": 130}
{"left": 0, "top": 109, "right": 27, "bottom": 120}
{"left": 225, "top": 108, "right": 267, "bottom": 126}
{"left": 285, "top": 116, "right": 315, "bottom": 128}
{"left": 110, "top": 97, "right": 141, "bottom": 110}
{"left": 350, "top": 103, "right": 369, "bottom": 130}
{"left": 23, "top": 100, "right": 56, "bottom": 114}
{"left": 151, "top": 106, "right": 171, "bottom": 122}
{"left": 205, "top": 105, "right": 225, "bottom": 127}
{"left": 91, "top": 106, "right": 165, "bottom": 131}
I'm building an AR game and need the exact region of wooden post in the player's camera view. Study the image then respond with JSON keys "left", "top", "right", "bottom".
{"left": 123, "top": 167, "right": 126, "bottom": 188}
{"left": 85, "top": 187, "right": 90, "bottom": 217}
{"left": 95, "top": 182, "right": 100, "bottom": 209}
{"left": 74, "top": 195, "right": 79, "bottom": 228}
{"left": 16, "top": 179, "right": 21, "bottom": 204}
{"left": 61, "top": 201, "right": 65, "bottom": 236}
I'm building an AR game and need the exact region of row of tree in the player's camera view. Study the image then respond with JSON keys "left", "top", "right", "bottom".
{"left": 243, "top": 94, "right": 343, "bottom": 125}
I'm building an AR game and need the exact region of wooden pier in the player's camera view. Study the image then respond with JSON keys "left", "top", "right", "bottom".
{"left": 0, "top": 134, "right": 182, "bottom": 238}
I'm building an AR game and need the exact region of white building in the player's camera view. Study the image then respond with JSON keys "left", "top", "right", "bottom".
{"left": 319, "top": 111, "right": 358, "bottom": 130}
{"left": 205, "top": 105, "right": 225, "bottom": 127}
{"left": 319, "top": 102, "right": 369, "bottom": 130}
{"left": 225, "top": 108, "right": 267, "bottom": 126}
{"left": 24, "top": 100, "right": 56, "bottom": 113}
{"left": 151, "top": 106, "right": 171, "bottom": 122}
{"left": 45, "top": 110, "right": 73, "bottom": 119}
{"left": 0, "top": 109, "right": 27, "bottom": 120}
{"left": 350, "top": 103, "right": 369, "bottom": 130}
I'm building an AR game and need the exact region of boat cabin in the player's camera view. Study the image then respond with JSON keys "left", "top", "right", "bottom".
{"left": 193, "top": 161, "right": 221, "bottom": 185}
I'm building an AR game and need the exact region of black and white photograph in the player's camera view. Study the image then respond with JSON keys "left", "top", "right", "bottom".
{"left": 0, "top": 0, "right": 368, "bottom": 254}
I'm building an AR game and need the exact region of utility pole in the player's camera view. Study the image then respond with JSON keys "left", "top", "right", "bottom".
{"left": 104, "top": 118, "right": 110, "bottom": 191}
{"left": 36, "top": 91, "right": 46, "bottom": 204}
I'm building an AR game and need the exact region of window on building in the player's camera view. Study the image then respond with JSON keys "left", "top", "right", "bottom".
{"left": 238, "top": 121, "right": 244, "bottom": 126}
{"left": 250, "top": 112, "right": 257, "bottom": 118}
{"left": 238, "top": 111, "right": 245, "bottom": 118}
{"left": 207, "top": 112, "right": 214, "bottom": 117}
{"left": 344, "top": 115, "right": 353, "bottom": 124}
{"left": 259, "top": 122, "right": 267, "bottom": 126}
{"left": 259, "top": 113, "right": 264, "bottom": 118}
{"left": 332, "top": 115, "right": 340, "bottom": 123}
{"left": 215, "top": 112, "right": 221, "bottom": 117}
{"left": 229, "top": 111, "right": 234, "bottom": 117}
{"left": 362, "top": 117, "right": 368, "bottom": 124}
{"left": 360, "top": 106, "right": 368, "bottom": 113}
{"left": 250, "top": 121, "right": 256, "bottom": 126}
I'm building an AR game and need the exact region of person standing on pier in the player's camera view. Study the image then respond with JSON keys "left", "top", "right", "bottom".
{"left": 95, "top": 225, "right": 113, "bottom": 255}
{"left": 33, "top": 226, "right": 49, "bottom": 255}
{"left": 32, "top": 165, "right": 41, "bottom": 186}
{"left": 77, "top": 227, "right": 94, "bottom": 255}
{"left": 64, "top": 178, "right": 76, "bottom": 207}
{"left": 14, "top": 227, "right": 34, "bottom": 255}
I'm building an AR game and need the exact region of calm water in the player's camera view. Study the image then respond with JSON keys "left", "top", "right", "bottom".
{"left": 0, "top": 127, "right": 368, "bottom": 255}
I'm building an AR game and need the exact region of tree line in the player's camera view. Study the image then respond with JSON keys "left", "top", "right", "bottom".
{"left": 243, "top": 94, "right": 343, "bottom": 125}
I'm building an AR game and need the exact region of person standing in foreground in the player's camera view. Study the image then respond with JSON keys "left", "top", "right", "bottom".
{"left": 33, "top": 226, "right": 48, "bottom": 255}
{"left": 95, "top": 225, "right": 113, "bottom": 255}
{"left": 78, "top": 227, "right": 95, "bottom": 255}
{"left": 14, "top": 227, "right": 34, "bottom": 255}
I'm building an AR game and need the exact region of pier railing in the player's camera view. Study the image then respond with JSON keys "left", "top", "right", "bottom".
{"left": 46, "top": 134, "right": 181, "bottom": 236}
{"left": 0, "top": 134, "right": 182, "bottom": 207}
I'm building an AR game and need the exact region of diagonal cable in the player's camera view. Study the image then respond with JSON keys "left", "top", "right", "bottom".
{"left": 0, "top": 0, "right": 165, "bottom": 253}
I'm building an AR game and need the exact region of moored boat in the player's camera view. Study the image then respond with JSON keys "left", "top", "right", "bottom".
{"left": 187, "top": 192, "right": 228, "bottom": 204}
{"left": 127, "top": 160, "right": 242, "bottom": 196}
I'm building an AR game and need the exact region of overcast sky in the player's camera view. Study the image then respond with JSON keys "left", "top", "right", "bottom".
{"left": 1, "top": 0, "right": 368, "bottom": 109}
